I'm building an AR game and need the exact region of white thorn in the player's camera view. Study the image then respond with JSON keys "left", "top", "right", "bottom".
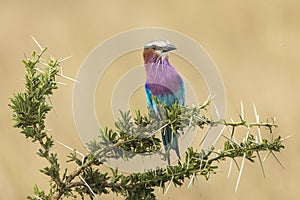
{"left": 58, "top": 73, "right": 79, "bottom": 83}
{"left": 232, "top": 136, "right": 237, "bottom": 143}
{"left": 253, "top": 103, "right": 259, "bottom": 121}
{"left": 257, "top": 125, "right": 262, "bottom": 143}
{"left": 240, "top": 101, "right": 244, "bottom": 120}
{"left": 227, "top": 159, "right": 233, "bottom": 179}
{"left": 199, "top": 155, "right": 203, "bottom": 169}
{"left": 148, "top": 123, "right": 168, "bottom": 137}
{"left": 253, "top": 104, "right": 262, "bottom": 143}
{"left": 34, "top": 195, "right": 43, "bottom": 200}
{"left": 31, "top": 36, "right": 43, "bottom": 51}
{"left": 56, "top": 141, "right": 85, "bottom": 158}
{"left": 55, "top": 81, "right": 67, "bottom": 85}
{"left": 213, "top": 102, "right": 221, "bottom": 119}
{"left": 245, "top": 129, "right": 249, "bottom": 141}
{"left": 199, "top": 126, "right": 211, "bottom": 146}
{"left": 59, "top": 66, "right": 64, "bottom": 74}
{"left": 280, "top": 135, "right": 292, "bottom": 142}
{"left": 235, "top": 153, "right": 246, "bottom": 192}
{"left": 212, "top": 125, "right": 226, "bottom": 145}
{"left": 242, "top": 129, "right": 250, "bottom": 143}
{"left": 59, "top": 55, "right": 72, "bottom": 63}
{"left": 270, "top": 151, "right": 285, "bottom": 169}
{"left": 263, "top": 151, "right": 271, "bottom": 162}
{"left": 257, "top": 151, "right": 266, "bottom": 177}
{"left": 79, "top": 175, "right": 99, "bottom": 200}
{"left": 186, "top": 153, "right": 190, "bottom": 170}
{"left": 207, "top": 93, "right": 212, "bottom": 99}
{"left": 187, "top": 173, "right": 195, "bottom": 189}
{"left": 34, "top": 68, "right": 44, "bottom": 73}
{"left": 158, "top": 180, "right": 163, "bottom": 194}
{"left": 164, "top": 176, "right": 174, "bottom": 195}
{"left": 222, "top": 133, "right": 241, "bottom": 148}
{"left": 39, "top": 60, "right": 48, "bottom": 67}
{"left": 209, "top": 94, "right": 216, "bottom": 100}
{"left": 194, "top": 115, "right": 209, "bottom": 125}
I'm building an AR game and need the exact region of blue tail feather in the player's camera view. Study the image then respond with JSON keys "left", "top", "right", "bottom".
{"left": 162, "top": 126, "right": 180, "bottom": 165}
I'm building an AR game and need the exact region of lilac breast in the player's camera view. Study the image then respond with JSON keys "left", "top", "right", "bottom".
{"left": 145, "top": 61, "right": 183, "bottom": 96}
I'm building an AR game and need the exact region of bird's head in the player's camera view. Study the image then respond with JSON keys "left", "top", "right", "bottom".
{"left": 143, "top": 40, "right": 177, "bottom": 64}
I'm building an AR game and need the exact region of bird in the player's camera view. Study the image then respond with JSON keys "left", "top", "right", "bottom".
{"left": 143, "top": 40, "right": 185, "bottom": 165}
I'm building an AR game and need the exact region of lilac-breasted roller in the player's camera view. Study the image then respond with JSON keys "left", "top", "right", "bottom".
{"left": 143, "top": 40, "right": 185, "bottom": 165}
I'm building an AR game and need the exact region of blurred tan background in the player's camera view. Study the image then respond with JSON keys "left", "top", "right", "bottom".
{"left": 1, "top": 0, "right": 299, "bottom": 199}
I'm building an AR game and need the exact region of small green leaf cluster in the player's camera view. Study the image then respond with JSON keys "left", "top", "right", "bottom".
{"left": 9, "top": 49, "right": 63, "bottom": 199}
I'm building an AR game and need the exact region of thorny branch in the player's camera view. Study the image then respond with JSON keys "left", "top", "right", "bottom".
{"left": 9, "top": 46, "right": 285, "bottom": 200}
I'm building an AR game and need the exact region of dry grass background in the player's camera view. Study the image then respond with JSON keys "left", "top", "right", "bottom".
{"left": 1, "top": 0, "right": 299, "bottom": 199}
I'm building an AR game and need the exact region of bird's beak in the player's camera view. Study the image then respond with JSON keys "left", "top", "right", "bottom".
{"left": 162, "top": 44, "right": 177, "bottom": 52}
